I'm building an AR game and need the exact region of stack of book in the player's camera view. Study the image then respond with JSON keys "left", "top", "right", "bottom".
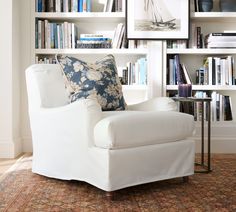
{"left": 121, "top": 58, "right": 147, "bottom": 85}
{"left": 35, "top": 56, "right": 57, "bottom": 64}
{"left": 167, "top": 40, "right": 188, "bottom": 49}
{"left": 194, "top": 91, "right": 233, "bottom": 122}
{"left": 205, "top": 33, "right": 236, "bottom": 48}
{"left": 112, "top": 23, "right": 126, "bottom": 49}
{"left": 196, "top": 56, "right": 236, "bottom": 85}
{"left": 35, "top": 20, "right": 78, "bottom": 49}
{"left": 103, "top": 0, "right": 123, "bottom": 12}
{"left": 168, "top": 55, "right": 192, "bottom": 85}
{"left": 76, "top": 34, "right": 112, "bottom": 48}
{"left": 36, "top": 0, "right": 92, "bottom": 12}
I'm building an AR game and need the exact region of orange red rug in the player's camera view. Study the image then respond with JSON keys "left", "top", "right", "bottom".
{"left": 0, "top": 154, "right": 235, "bottom": 211}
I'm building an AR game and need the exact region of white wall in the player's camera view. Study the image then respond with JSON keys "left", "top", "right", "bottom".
{"left": 0, "top": 0, "right": 22, "bottom": 157}
{"left": 20, "top": 0, "right": 33, "bottom": 152}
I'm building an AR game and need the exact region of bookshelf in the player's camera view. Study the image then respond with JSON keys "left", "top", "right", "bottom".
{"left": 163, "top": 2, "right": 236, "bottom": 127}
{"left": 31, "top": 0, "right": 151, "bottom": 104}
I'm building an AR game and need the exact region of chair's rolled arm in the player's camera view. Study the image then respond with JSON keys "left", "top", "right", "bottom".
{"left": 29, "top": 99, "right": 102, "bottom": 147}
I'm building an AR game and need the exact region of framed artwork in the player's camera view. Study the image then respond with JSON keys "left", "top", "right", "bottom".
{"left": 126, "top": 0, "right": 189, "bottom": 40}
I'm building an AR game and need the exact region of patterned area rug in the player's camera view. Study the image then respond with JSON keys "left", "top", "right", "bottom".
{"left": 0, "top": 154, "right": 235, "bottom": 211}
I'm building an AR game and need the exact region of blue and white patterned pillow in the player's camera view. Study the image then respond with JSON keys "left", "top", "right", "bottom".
{"left": 56, "top": 54, "right": 127, "bottom": 111}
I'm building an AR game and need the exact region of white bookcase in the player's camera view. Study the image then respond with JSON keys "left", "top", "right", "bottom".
{"left": 31, "top": 0, "right": 160, "bottom": 105}
{"left": 163, "top": 3, "right": 236, "bottom": 151}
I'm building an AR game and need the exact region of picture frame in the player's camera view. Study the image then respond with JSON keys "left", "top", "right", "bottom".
{"left": 126, "top": 0, "right": 189, "bottom": 40}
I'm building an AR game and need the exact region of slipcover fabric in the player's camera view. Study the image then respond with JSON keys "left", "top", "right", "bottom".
{"left": 94, "top": 111, "right": 194, "bottom": 149}
{"left": 25, "top": 64, "right": 195, "bottom": 192}
{"left": 56, "top": 54, "right": 126, "bottom": 111}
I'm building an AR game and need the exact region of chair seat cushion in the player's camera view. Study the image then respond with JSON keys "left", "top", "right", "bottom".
{"left": 94, "top": 111, "right": 194, "bottom": 149}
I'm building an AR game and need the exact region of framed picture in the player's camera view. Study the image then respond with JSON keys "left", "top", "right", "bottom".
{"left": 126, "top": 0, "right": 189, "bottom": 40}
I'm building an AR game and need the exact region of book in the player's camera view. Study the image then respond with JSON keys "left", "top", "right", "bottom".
{"left": 174, "top": 54, "right": 185, "bottom": 84}
{"left": 206, "top": 41, "right": 236, "bottom": 48}
{"left": 181, "top": 63, "right": 192, "bottom": 84}
{"left": 205, "top": 33, "right": 236, "bottom": 43}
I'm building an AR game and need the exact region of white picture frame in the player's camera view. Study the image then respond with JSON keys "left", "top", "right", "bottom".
{"left": 126, "top": 0, "right": 189, "bottom": 40}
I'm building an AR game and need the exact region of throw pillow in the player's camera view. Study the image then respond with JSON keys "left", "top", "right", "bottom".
{"left": 56, "top": 54, "right": 127, "bottom": 111}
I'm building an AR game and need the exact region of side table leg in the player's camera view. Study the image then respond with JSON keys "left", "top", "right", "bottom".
{"left": 201, "top": 101, "right": 204, "bottom": 165}
{"left": 208, "top": 101, "right": 211, "bottom": 172}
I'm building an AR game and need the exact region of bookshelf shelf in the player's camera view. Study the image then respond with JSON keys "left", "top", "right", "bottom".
{"left": 191, "top": 12, "right": 236, "bottom": 22}
{"left": 35, "top": 12, "right": 125, "bottom": 22}
{"left": 35, "top": 48, "right": 148, "bottom": 55}
{"left": 166, "top": 85, "right": 236, "bottom": 91}
{"left": 122, "top": 85, "right": 148, "bottom": 91}
{"left": 166, "top": 48, "right": 236, "bottom": 55}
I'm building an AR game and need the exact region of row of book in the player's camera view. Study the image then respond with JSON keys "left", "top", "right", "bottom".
{"left": 36, "top": 0, "right": 91, "bottom": 12}
{"left": 197, "top": 56, "right": 236, "bottom": 85}
{"left": 76, "top": 34, "right": 112, "bottom": 49}
{"left": 35, "top": 56, "right": 57, "bottom": 64}
{"left": 36, "top": 20, "right": 78, "bottom": 49}
{"left": 178, "top": 91, "right": 233, "bottom": 122}
{"left": 205, "top": 32, "right": 236, "bottom": 48}
{"left": 168, "top": 55, "right": 192, "bottom": 85}
{"left": 104, "top": 0, "right": 123, "bottom": 12}
{"left": 120, "top": 58, "right": 147, "bottom": 85}
{"left": 35, "top": 20, "right": 128, "bottom": 49}
{"left": 168, "top": 54, "right": 236, "bottom": 86}
{"left": 35, "top": 0, "right": 122, "bottom": 13}
{"left": 166, "top": 40, "right": 188, "bottom": 49}
{"left": 195, "top": 91, "right": 233, "bottom": 122}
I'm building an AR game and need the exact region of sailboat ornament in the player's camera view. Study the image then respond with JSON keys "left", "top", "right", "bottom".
{"left": 144, "top": 0, "right": 176, "bottom": 30}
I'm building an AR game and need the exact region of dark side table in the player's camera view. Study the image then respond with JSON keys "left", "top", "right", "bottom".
{"left": 172, "top": 97, "right": 212, "bottom": 173}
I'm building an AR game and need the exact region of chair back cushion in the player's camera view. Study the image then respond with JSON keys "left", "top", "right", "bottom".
{"left": 56, "top": 54, "right": 127, "bottom": 111}
{"left": 26, "top": 64, "right": 69, "bottom": 109}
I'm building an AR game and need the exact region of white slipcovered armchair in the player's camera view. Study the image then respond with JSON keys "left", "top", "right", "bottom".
{"left": 25, "top": 64, "right": 195, "bottom": 195}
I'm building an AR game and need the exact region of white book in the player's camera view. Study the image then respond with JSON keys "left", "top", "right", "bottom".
{"left": 71, "top": 23, "right": 75, "bottom": 49}
{"left": 207, "top": 42, "right": 236, "bottom": 48}
{"left": 57, "top": 25, "right": 61, "bottom": 49}
{"left": 211, "top": 91, "right": 217, "bottom": 122}
{"left": 71, "top": 0, "right": 78, "bottom": 12}
{"left": 55, "top": 0, "right": 61, "bottom": 12}
{"left": 208, "top": 57, "right": 213, "bottom": 85}
{"left": 128, "top": 40, "right": 135, "bottom": 49}
{"left": 181, "top": 63, "right": 192, "bottom": 84}
{"left": 220, "top": 58, "right": 226, "bottom": 85}
{"left": 38, "top": 20, "right": 42, "bottom": 49}
{"left": 227, "top": 56, "right": 233, "bottom": 85}
{"left": 116, "top": 24, "right": 125, "bottom": 48}
{"left": 112, "top": 23, "right": 123, "bottom": 48}
{"left": 68, "top": 23, "right": 72, "bottom": 49}
{"left": 106, "top": 0, "right": 114, "bottom": 12}
{"left": 214, "top": 57, "right": 221, "bottom": 85}
{"left": 169, "top": 58, "right": 175, "bottom": 85}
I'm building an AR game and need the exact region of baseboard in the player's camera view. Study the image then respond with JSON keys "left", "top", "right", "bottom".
{"left": 0, "top": 138, "right": 22, "bottom": 158}
{"left": 194, "top": 137, "right": 236, "bottom": 153}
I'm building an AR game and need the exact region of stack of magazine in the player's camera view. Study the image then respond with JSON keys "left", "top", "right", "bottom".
{"left": 76, "top": 34, "right": 112, "bottom": 48}
{"left": 205, "top": 32, "right": 236, "bottom": 48}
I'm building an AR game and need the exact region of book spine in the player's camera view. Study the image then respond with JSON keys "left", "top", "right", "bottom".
{"left": 79, "top": 0, "right": 83, "bottom": 12}
{"left": 35, "top": 21, "right": 38, "bottom": 48}
{"left": 83, "top": 0, "right": 87, "bottom": 12}
{"left": 38, "top": 0, "right": 42, "bottom": 12}
{"left": 86, "top": 0, "right": 91, "bottom": 12}
{"left": 38, "top": 20, "right": 42, "bottom": 49}
{"left": 41, "top": 20, "right": 45, "bottom": 48}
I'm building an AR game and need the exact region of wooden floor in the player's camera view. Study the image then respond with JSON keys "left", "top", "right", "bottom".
{"left": 0, "top": 154, "right": 23, "bottom": 176}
